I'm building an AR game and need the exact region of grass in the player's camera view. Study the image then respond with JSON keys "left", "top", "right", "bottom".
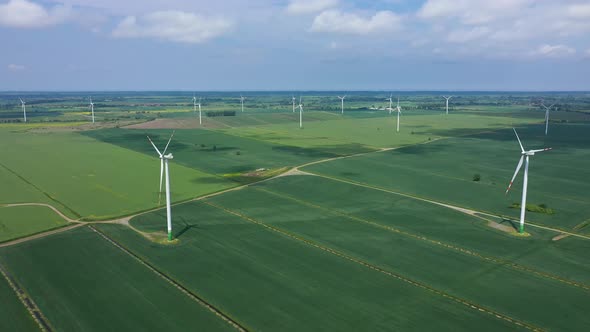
{"left": 0, "top": 270, "right": 38, "bottom": 332}
{"left": 0, "top": 205, "right": 68, "bottom": 243}
{"left": 303, "top": 123, "right": 590, "bottom": 233}
{"left": 203, "top": 178, "right": 590, "bottom": 331}
{"left": 110, "top": 203, "right": 523, "bottom": 332}
{"left": 0, "top": 128, "right": 233, "bottom": 220}
{"left": 0, "top": 226, "right": 236, "bottom": 332}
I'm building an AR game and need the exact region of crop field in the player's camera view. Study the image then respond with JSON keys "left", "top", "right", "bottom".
{"left": 0, "top": 128, "right": 232, "bottom": 221}
{"left": 0, "top": 205, "right": 68, "bottom": 243}
{"left": 0, "top": 226, "right": 236, "bottom": 331}
{"left": 0, "top": 268, "right": 38, "bottom": 331}
{"left": 100, "top": 212, "right": 520, "bottom": 331}
{"left": 304, "top": 123, "right": 590, "bottom": 234}
{"left": 1, "top": 92, "right": 590, "bottom": 331}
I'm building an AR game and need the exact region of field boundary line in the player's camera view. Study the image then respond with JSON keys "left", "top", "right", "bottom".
{"left": 0, "top": 224, "right": 84, "bottom": 248}
{"left": 0, "top": 161, "right": 81, "bottom": 219}
{"left": 253, "top": 187, "right": 590, "bottom": 292}
{"left": 0, "top": 262, "right": 53, "bottom": 332}
{"left": 306, "top": 172, "right": 590, "bottom": 241}
{"left": 88, "top": 226, "right": 248, "bottom": 332}
{"left": 202, "top": 200, "right": 543, "bottom": 332}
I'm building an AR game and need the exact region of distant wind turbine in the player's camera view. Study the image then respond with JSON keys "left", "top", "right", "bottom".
{"left": 19, "top": 98, "right": 26, "bottom": 123}
{"left": 193, "top": 95, "right": 202, "bottom": 125}
{"left": 505, "top": 128, "right": 551, "bottom": 234}
{"left": 541, "top": 103, "right": 554, "bottom": 135}
{"left": 89, "top": 97, "right": 95, "bottom": 123}
{"left": 147, "top": 131, "right": 176, "bottom": 241}
{"left": 395, "top": 97, "right": 402, "bottom": 132}
{"left": 297, "top": 97, "right": 303, "bottom": 129}
{"left": 443, "top": 96, "right": 452, "bottom": 115}
{"left": 240, "top": 95, "right": 245, "bottom": 112}
{"left": 338, "top": 95, "right": 346, "bottom": 114}
{"left": 386, "top": 94, "right": 393, "bottom": 114}
{"left": 292, "top": 96, "right": 296, "bottom": 113}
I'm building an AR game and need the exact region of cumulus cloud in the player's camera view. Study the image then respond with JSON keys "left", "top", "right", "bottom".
{"left": 112, "top": 11, "right": 233, "bottom": 44}
{"left": 418, "top": 0, "right": 534, "bottom": 25}
{"left": 311, "top": 10, "right": 402, "bottom": 35}
{"left": 0, "top": 0, "right": 71, "bottom": 28}
{"left": 447, "top": 27, "right": 490, "bottom": 43}
{"left": 7, "top": 63, "right": 25, "bottom": 71}
{"left": 286, "top": 0, "right": 338, "bottom": 15}
{"left": 532, "top": 44, "right": 576, "bottom": 58}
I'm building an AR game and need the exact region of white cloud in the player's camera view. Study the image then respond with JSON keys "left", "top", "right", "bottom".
{"left": 532, "top": 44, "right": 576, "bottom": 58}
{"left": 0, "top": 0, "right": 71, "bottom": 28}
{"left": 7, "top": 63, "right": 25, "bottom": 71}
{"left": 286, "top": 0, "right": 338, "bottom": 15}
{"left": 311, "top": 10, "right": 402, "bottom": 35}
{"left": 567, "top": 3, "right": 590, "bottom": 19}
{"left": 418, "top": 0, "right": 534, "bottom": 25}
{"left": 112, "top": 10, "right": 233, "bottom": 44}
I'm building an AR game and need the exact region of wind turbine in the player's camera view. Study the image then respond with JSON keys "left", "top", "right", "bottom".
{"left": 240, "top": 95, "right": 245, "bottom": 112}
{"left": 297, "top": 97, "right": 303, "bottom": 129}
{"left": 505, "top": 128, "right": 551, "bottom": 234}
{"left": 292, "top": 96, "right": 296, "bottom": 113}
{"left": 386, "top": 94, "right": 393, "bottom": 114}
{"left": 395, "top": 97, "right": 402, "bottom": 132}
{"left": 443, "top": 96, "right": 452, "bottom": 115}
{"left": 338, "top": 95, "right": 346, "bottom": 114}
{"left": 193, "top": 95, "right": 202, "bottom": 125}
{"left": 19, "top": 98, "right": 26, "bottom": 123}
{"left": 541, "top": 103, "right": 554, "bottom": 135}
{"left": 147, "top": 131, "right": 176, "bottom": 241}
{"left": 89, "top": 97, "right": 95, "bottom": 123}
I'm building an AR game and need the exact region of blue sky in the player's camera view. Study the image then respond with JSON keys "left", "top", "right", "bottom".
{"left": 1, "top": 0, "right": 589, "bottom": 91}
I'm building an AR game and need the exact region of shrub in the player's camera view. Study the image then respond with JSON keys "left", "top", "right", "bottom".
{"left": 473, "top": 174, "right": 481, "bottom": 181}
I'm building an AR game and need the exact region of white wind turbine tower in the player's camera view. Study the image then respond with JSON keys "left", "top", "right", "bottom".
{"left": 395, "top": 97, "right": 402, "bottom": 132}
{"left": 89, "top": 97, "right": 95, "bottom": 123}
{"left": 386, "top": 94, "right": 393, "bottom": 114}
{"left": 338, "top": 95, "right": 346, "bottom": 114}
{"left": 193, "top": 95, "right": 202, "bottom": 125}
{"left": 19, "top": 98, "right": 27, "bottom": 122}
{"left": 297, "top": 97, "right": 303, "bottom": 129}
{"left": 505, "top": 128, "right": 551, "bottom": 234}
{"left": 147, "top": 131, "right": 176, "bottom": 241}
{"left": 443, "top": 96, "right": 452, "bottom": 115}
{"left": 541, "top": 102, "right": 554, "bottom": 135}
{"left": 240, "top": 95, "right": 245, "bottom": 112}
{"left": 292, "top": 96, "right": 296, "bottom": 113}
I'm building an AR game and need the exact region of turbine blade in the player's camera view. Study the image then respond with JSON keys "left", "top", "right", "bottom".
{"left": 162, "top": 130, "right": 175, "bottom": 156}
{"left": 147, "top": 136, "right": 162, "bottom": 157}
{"left": 513, "top": 128, "right": 525, "bottom": 153}
{"left": 529, "top": 148, "right": 552, "bottom": 153}
{"left": 506, "top": 155, "right": 525, "bottom": 194}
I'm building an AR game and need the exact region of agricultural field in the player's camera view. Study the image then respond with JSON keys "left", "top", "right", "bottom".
{"left": 304, "top": 122, "right": 590, "bottom": 234}
{"left": 0, "top": 205, "right": 67, "bottom": 243}
{"left": 0, "top": 227, "right": 236, "bottom": 331}
{"left": 1, "top": 91, "right": 589, "bottom": 331}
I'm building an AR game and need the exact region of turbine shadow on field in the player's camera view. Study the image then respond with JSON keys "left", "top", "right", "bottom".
{"left": 175, "top": 217, "right": 200, "bottom": 238}
{"left": 500, "top": 218, "right": 519, "bottom": 232}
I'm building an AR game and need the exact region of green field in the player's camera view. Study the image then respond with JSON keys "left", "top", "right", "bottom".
{"left": 0, "top": 205, "right": 68, "bottom": 243}
{"left": 103, "top": 206, "right": 522, "bottom": 331}
{"left": 2, "top": 92, "right": 590, "bottom": 331}
{"left": 0, "top": 226, "right": 236, "bottom": 331}
{"left": 304, "top": 123, "right": 590, "bottom": 234}
{"left": 0, "top": 270, "right": 38, "bottom": 331}
{"left": 0, "top": 128, "right": 233, "bottom": 220}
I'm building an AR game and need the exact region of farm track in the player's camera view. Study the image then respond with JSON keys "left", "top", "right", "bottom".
{"left": 88, "top": 226, "right": 248, "bottom": 332}
{"left": 0, "top": 263, "right": 53, "bottom": 332}
{"left": 201, "top": 200, "right": 542, "bottom": 332}
{"left": 253, "top": 186, "right": 590, "bottom": 292}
